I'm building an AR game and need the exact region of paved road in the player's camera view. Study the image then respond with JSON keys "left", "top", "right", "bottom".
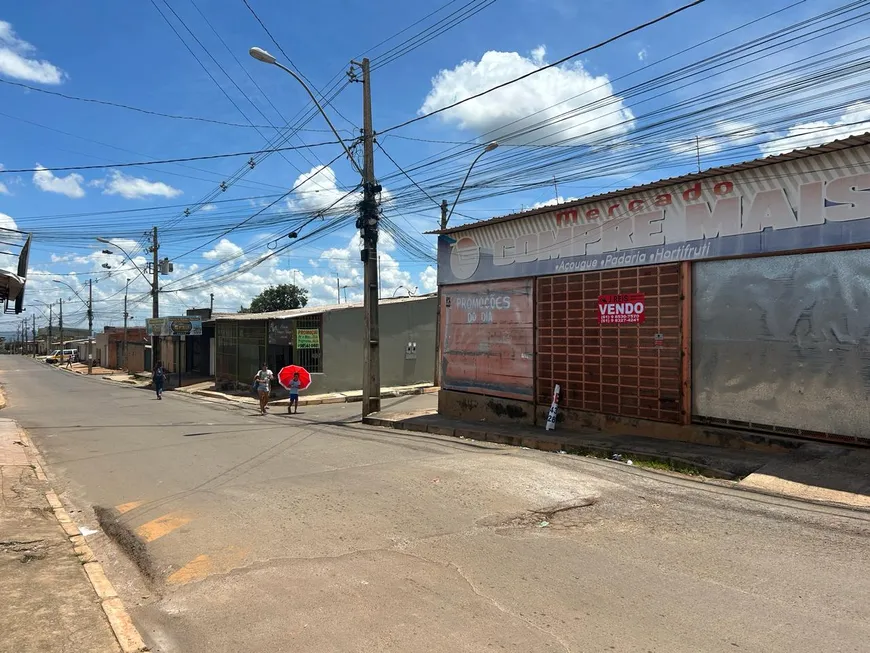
{"left": 3, "top": 356, "right": 870, "bottom": 653}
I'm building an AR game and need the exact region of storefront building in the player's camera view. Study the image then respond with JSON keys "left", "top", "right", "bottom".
{"left": 214, "top": 294, "right": 437, "bottom": 395}
{"left": 435, "top": 135, "right": 870, "bottom": 444}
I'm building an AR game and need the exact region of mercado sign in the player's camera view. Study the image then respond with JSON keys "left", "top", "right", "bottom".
{"left": 437, "top": 147, "right": 870, "bottom": 284}
{"left": 146, "top": 317, "right": 203, "bottom": 337}
{"left": 295, "top": 328, "right": 320, "bottom": 349}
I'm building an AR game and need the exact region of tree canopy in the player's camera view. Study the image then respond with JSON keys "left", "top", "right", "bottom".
{"left": 240, "top": 284, "right": 308, "bottom": 313}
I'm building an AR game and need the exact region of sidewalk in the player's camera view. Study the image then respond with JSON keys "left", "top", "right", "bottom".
{"left": 0, "top": 417, "right": 147, "bottom": 652}
{"left": 363, "top": 399, "right": 870, "bottom": 511}
{"left": 174, "top": 380, "right": 439, "bottom": 410}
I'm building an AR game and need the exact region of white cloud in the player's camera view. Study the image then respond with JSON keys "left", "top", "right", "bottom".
{"left": 287, "top": 165, "right": 359, "bottom": 215}
{"left": 637, "top": 48, "right": 648, "bottom": 62}
{"left": 101, "top": 170, "right": 182, "bottom": 199}
{"left": 759, "top": 103, "right": 870, "bottom": 157}
{"left": 668, "top": 121, "right": 759, "bottom": 157}
{"left": 419, "top": 266, "right": 437, "bottom": 293}
{"left": 419, "top": 47, "right": 634, "bottom": 146}
{"left": 32, "top": 165, "right": 85, "bottom": 198}
{"left": 0, "top": 181, "right": 8, "bottom": 195}
{"left": 201, "top": 203, "right": 217, "bottom": 212}
{"left": 203, "top": 238, "right": 244, "bottom": 261}
{"left": 530, "top": 195, "right": 580, "bottom": 210}
{"left": 0, "top": 212, "right": 23, "bottom": 272}
{"left": 0, "top": 21, "right": 65, "bottom": 84}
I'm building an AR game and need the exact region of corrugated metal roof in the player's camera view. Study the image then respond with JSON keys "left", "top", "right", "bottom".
{"left": 429, "top": 133, "right": 870, "bottom": 235}
{"left": 214, "top": 293, "right": 436, "bottom": 322}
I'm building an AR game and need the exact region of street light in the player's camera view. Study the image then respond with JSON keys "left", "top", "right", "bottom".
{"left": 96, "top": 238, "right": 151, "bottom": 286}
{"left": 433, "top": 141, "right": 499, "bottom": 387}
{"left": 53, "top": 279, "right": 93, "bottom": 375}
{"left": 441, "top": 141, "right": 498, "bottom": 230}
{"left": 248, "top": 47, "right": 361, "bottom": 176}
{"left": 251, "top": 45, "right": 383, "bottom": 417}
{"left": 392, "top": 285, "right": 417, "bottom": 297}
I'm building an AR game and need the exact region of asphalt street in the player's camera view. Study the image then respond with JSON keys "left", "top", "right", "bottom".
{"left": 3, "top": 355, "right": 870, "bottom": 653}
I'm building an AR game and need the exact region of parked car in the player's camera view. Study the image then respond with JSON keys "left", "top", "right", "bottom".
{"left": 45, "top": 349, "right": 77, "bottom": 365}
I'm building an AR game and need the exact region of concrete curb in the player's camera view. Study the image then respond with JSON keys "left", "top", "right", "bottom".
{"left": 363, "top": 415, "right": 870, "bottom": 514}
{"left": 362, "top": 414, "right": 733, "bottom": 478}
{"left": 17, "top": 428, "right": 150, "bottom": 652}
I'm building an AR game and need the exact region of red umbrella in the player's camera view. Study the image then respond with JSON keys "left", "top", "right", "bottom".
{"left": 278, "top": 365, "right": 312, "bottom": 391}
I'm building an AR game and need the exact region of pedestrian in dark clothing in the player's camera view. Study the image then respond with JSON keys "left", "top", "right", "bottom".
{"left": 153, "top": 361, "right": 165, "bottom": 400}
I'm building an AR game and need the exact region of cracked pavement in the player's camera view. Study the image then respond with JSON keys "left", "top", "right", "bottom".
{"left": 4, "top": 356, "right": 870, "bottom": 652}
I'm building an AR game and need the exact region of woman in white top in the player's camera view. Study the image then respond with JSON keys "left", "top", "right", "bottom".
{"left": 253, "top": 363, "right": 273, "bottom": 414}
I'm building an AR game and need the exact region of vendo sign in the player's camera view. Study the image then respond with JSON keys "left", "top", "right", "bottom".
{"left": 598, "top": 294, "right": 645, "bottom": 325}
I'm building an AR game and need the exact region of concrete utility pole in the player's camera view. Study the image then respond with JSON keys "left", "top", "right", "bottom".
{"left": 88, "top": 279, "right": 93, "bottom": 374}
{"left": 152, "top": 226, "right": 161, "bottom": 366}
{"left": 357, "top": 57, "right": 381, "bottom": 417}
{"left": 434, "top": 200, "right": 449, "bottom": 387}
{"left": 209, "top": 292, "right": 214, "bottom": 316}
{"left": 336, "top": 276, "right": 341, "bottom": 304}
{"left": 123, "top": 279, "right": 130, "bottom": 371}
{"left": 31, "top": 313, "right": 36, "bottom": 358}
{"left": 48, "top": 303, "right": 53, "bottom": 357}
{"left": 248, "top": 46, "right": 378, "bottom": 417}
{"left": 59, "top": 299, "right": 63, "bottom": 361}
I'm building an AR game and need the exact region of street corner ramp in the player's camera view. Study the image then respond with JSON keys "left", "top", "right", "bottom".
{"left": 137, "top": 548, "right": 570, "bottom": 652}
{"left": 93, "top": 504, "right": 158, "bottom": 584}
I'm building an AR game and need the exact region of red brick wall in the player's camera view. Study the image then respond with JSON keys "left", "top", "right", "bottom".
{"left": 536, "top": 263, "right": 683, "bottom": 423}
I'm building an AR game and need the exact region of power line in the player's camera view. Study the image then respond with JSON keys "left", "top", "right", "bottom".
{"left": 0, "top": 139, "right": 344, "bottom": 173}
{"left": 0, "top": 77, "right": 337, "bottom": 131}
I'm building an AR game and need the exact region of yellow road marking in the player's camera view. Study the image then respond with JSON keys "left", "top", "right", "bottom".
{"left": 167, "top": 547, "right": 248, "bottom": 585}
{"left": 135, "top": 512, "right": 192, "bottom": 543}
{"left": 115, "top": 500, "right": 144, "bottom": 515}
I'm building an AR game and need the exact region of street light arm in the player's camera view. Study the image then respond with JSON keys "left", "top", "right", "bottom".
{"left": 96, "top": 238, "right": 152, "bottom": 286}
{"left": 53, "top": 280, "right": 88, "bottom": 309}
{"left": 445, "top": 142, "right": 497, "bottom": 228}
{"left": 253, "top": 52, "right": 363, "bottom": 177}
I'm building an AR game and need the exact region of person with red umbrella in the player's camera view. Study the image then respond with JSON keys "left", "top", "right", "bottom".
{"left": 278, "top": 365, "right": 311, "bottom": 414}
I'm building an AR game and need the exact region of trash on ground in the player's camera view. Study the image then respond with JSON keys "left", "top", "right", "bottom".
{"left": 79, "top": 526, "right": 99, "bottom": 537}
{"left": 626, "top": 459, "right": 634, "bottom": 465}
{"left": 538, "top": 521, "right": 550, "bottom": 528}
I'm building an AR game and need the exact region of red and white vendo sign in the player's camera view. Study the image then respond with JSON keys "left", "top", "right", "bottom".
{"left": 598, "top": 294, "right": 646, "bottom": 325}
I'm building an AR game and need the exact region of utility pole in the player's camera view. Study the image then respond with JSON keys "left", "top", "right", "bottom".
{"left": 355, "top": 57, "right": 381, "bottom": 417}
{"left": 151, "top": 226, "right": 160, "bottom": 367}
{"left": 123, "top": 279, "right": 130, "bottom": 371}
{"left": 336, "top": 276, "right": 341, "bottom": 304}
{"left": 88, "top": 279, "right": 94, "bottom": 374}
{"left": 434, "top": 200, "right": 449, "bottom": 388}
{"left": 48, "top": 303, "right": 53, "bottom": 357}
{"left": 209, "top": 292, "right": 214, "bottom": 316}
{"left": 31, "top": 313, "right": 36, "bottom": 358}
{"left": 59, "top": 299, "right": 63, "bottom": 363}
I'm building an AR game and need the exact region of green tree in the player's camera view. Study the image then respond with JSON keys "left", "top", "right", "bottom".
{"left": 240, "top": 284, "right": 308, "bottom": 313}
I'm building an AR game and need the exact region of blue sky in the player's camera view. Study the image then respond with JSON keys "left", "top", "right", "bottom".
{"left": 0, "top": 0, "right": 866, "bottom": 331}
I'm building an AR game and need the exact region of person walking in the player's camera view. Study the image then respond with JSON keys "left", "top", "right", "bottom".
{"left": 253, "top": 363, "right": 274, "bottom": 414}
{"left": 153, "top": 360, "right": 166, "bottom": 400}
{"left": 288, "top": 372, "right": 301, "bottom": 414}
